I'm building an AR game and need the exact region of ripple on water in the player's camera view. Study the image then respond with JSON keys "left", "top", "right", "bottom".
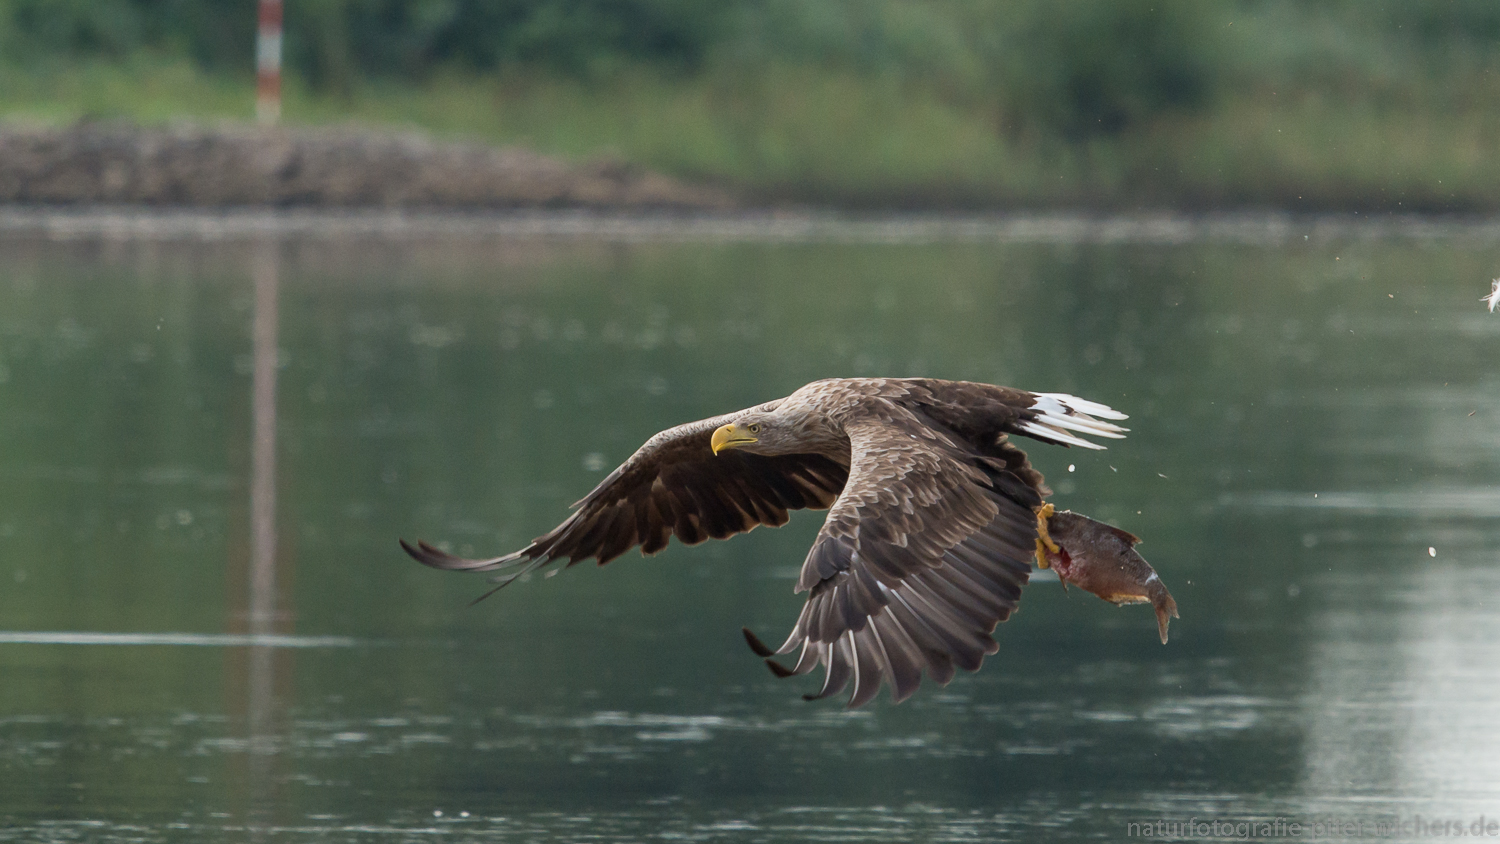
{"left": 1222, "top": 487, "right": 1500, "bottom": 517}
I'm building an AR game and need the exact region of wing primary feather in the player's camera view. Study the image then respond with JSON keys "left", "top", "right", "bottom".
{"left": 593, "top": 507, "right": 639, "bottom": 564}
{"left": 771, "top": 600, "right": 818, "bottom": 655}
{"left": 846, "top": 560, "right": 890, "bottom": 620}
{"left": 674, "top": 510, "right": 706, "bottom": 545}
{"left": 834, "top": 581, "right": 866, "bottom": 635}
{"left": 944, "top": 540, "right": 1016, "bottom": 587}
{"left": 808, "top": 583, "right": 845, "bottom": 643}
{"left": 772, "top": 621, "right": 806, "bottom": 656}
{"left": 742, "top": 627, "right": 777, "bottom": 657}
{"left": 934, "top": 560, "right": 1015, "bottom": 618}
{"left": 765, "top": 658, "right": 797, "bottom": 678}
{"left": 888, "top": 595, "right": 959, "bottom": 685}
{"left": 883, "top": 588, "right": 959, "bottom": 666}
{"left": 845, "top": 631, "right": 865, "bottom": 706}
{"left": 567, "top": 506, "right": 623, "bottom": 560}
{"left": 871, "top": 612, "right": 924, "bottom": 702}
{"left": 633, "top": 494, "right": 666, "bottom": 556}
{"left": 800, "top": 537, "right": 851, "bottom": 592}
{"left": 917, "top": 570, "right": 997, "bottom": 627}
{"left": 847, "top": 627, "right": 887, "bottom": 708}
{"left": 804, "top": 635, "right": 855, "bottom": 701}
{"left": 893, "top": 578, "right": 995, "bottom": 669}
{"left": 789, "top": 639, "right": 821, "bottom": 675}
{"left": 944, "top": 545, "right": 1027, "bottom": 600}
{"left": 400, "top": 538, "right": 525, "bottom": 572}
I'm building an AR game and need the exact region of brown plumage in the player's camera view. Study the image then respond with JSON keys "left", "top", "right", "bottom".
{"left": 401, "top": 377, "right": 1173, "bottom": 706}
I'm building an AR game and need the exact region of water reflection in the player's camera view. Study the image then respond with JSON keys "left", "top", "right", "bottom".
{"left": 1303, "top": 563, "right": 1500, "bottom": 807}
{"left": 249, "top": 241, "right": 281, "bottom": 637}
{"left": 227, "top": 240, "right": 294, "bottom": 831}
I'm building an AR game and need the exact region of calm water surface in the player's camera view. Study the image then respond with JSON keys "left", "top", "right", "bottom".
{"left": 1, "top": 218, "right": 1498, "bottom": 841}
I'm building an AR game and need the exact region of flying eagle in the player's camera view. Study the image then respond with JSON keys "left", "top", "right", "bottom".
{"left": 402, "top": 378, "right": 1177, "bottom": 707}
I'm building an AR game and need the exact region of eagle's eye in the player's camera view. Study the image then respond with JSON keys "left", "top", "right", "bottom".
{"left": 747, "top": 423, "right": 762, "bottom": 434}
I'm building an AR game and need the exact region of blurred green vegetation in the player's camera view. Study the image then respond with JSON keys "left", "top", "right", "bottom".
{"left": 2, "top": 0, "right": 1500, "bottom": 209}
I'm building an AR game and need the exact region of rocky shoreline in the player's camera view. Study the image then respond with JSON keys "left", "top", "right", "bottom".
{"left": 4, "top": 205, "right": 1498, "bottom": 246}
{"left": 0, "top": 121, "right": 733, "bottom": 210}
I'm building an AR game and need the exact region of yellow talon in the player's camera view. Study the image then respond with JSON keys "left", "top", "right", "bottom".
{"left": 1034, "top": 502, "right": 1060, "bottom": 568}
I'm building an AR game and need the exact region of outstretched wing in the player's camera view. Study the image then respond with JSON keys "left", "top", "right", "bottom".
{"left": 747, "top": 406, "right": 1042, "bottom": 707}
{"left": 400, "top": 406, "right": 849, "bottom": 594}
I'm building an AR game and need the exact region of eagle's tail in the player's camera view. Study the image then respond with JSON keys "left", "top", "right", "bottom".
{"left": 1018, "top": 392, "right": 1128, "bottom": 449}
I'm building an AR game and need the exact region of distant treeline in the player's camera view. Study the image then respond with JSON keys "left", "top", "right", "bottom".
{"left": 4, "top": 1, "right": 1500, "bottom": 208}
{"left": 5, "top": 0, "right": 1498, "bottom": 139}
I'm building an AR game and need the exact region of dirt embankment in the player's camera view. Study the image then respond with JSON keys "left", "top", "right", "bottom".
{"left": 0, "top": 121, "right": 734, "bottom": 210}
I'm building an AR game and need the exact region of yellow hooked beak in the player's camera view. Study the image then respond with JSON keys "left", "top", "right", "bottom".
{"left": 711, "top": 423, "right": 757, "bottom": 455}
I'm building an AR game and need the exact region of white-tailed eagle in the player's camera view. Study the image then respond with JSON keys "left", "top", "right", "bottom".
{"left": 402, "top": 378, "right": 1177, "bottom": 707}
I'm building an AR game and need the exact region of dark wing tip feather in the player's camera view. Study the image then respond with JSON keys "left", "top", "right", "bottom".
{"left": 742, "top": 627, "right": 777, "bottom": 657}
{"left": 765, "top": 659, "right": 797, "bottom": 678}
{"left": 400, "top": 538, "right": 459, "bottom": 568}
{"left": 400, "top": 538, "right": 524, "bottom": 571}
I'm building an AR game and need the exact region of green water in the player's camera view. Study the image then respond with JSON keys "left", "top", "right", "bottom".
{"left": 2, "top": 222, "right": 1499, "bottom": 841}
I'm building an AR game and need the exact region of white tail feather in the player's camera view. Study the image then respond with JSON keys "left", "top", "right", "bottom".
{"left": 1033, "top": 411, "right": 1126, "bottom": 438}
{"left": 1033, "top": 392, "right": 1128, "bottom": 420}
{"left": 1023, "top": 393, "right": 1130, "bottom": 449}
{"left": 1018, "top": 421, "right": 1108, "bottom": 449}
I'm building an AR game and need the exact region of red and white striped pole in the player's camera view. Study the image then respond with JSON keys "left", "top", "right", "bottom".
{"left": 256, "top": 0, "right": 283, "bottom": 124}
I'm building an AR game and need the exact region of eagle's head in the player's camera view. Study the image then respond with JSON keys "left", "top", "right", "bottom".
{"left": 710, "top": 411, "right": 798, "bottom": 457}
